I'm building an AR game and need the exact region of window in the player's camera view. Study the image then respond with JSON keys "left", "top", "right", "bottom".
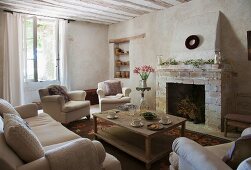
{"left": 23, "top": 16, "right": 59, "bottom": 82}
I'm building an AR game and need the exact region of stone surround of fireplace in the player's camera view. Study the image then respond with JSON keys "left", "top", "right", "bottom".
{"left": 156, "top": 64, "right": 234, "bottom": 130}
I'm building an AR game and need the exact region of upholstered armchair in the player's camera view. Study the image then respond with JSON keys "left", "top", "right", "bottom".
{"left": 169, "top": 127, "right": 251, "bottom": 170}
{"left": 39, "top": 85, "right": 90, "bottom": 124}
{"left": 97, "top": 80, "right": 131, "bottom": 111}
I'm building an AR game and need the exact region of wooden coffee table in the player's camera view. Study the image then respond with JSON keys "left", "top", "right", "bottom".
{"left": 93, "top": 110, "right": 186, "bottom": 169}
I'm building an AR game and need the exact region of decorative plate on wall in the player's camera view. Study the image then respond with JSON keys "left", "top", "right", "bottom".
{"left": 185, "top": 35, "right": 200, "bottom": 49}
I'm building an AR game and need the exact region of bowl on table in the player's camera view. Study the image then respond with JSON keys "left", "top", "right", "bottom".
{"left": 141, "top": 112, "right": 157, "bottom": 120}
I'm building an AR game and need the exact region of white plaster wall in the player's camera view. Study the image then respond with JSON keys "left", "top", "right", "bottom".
{"left": 67, "top": 21, "right": 109, "bottom": 90}
{"left": 108, "top": 0, "right": 251, "bottom": 109}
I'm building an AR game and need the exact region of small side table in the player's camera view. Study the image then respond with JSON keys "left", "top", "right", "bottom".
{"left": 136, "top": 87, "right": 151, "bottom": 110}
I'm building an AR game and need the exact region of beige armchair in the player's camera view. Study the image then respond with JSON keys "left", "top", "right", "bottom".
{"left": 97, "top": 80, "right": 131, "bottom": 111}
{"left": 39, "top": 85, "right": 90, "bottom": 124}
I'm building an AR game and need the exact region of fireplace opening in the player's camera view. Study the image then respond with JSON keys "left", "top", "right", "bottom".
{"left": 167, "top": 83, "right": 205, "bottom": 124}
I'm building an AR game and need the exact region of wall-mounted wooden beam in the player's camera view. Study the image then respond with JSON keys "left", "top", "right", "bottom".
{"left": 109, "top": 33, "right": 146, "bottom": 43}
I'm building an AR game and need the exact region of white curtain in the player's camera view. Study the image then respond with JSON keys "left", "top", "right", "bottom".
{"left": 59, "top": 20, "right": 70, "bottom": 90}
{"left": 3, "top": 12, "right": 24, "bottom": 106}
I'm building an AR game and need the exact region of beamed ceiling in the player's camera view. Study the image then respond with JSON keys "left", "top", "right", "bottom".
{"left": 0, "top": 0, "right": 191, "bottom": 25}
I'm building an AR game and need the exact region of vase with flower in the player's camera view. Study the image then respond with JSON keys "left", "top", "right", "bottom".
{"left": 133, "top": 65, "right": 155, "bottom": 88}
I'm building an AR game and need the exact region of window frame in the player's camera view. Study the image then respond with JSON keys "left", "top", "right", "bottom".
{"left": 23, "top": 16, "right": 60, "bottom": 82}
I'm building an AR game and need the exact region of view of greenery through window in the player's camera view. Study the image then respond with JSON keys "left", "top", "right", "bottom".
{"left": 24, "top": 17, "right": 58, "bottom": 82}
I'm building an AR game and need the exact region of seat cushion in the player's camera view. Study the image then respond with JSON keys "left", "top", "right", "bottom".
{"left": 25, "top": 113, "right": 58, "bottom": 128}
{"left": 31, "top": 122, "right": 80, "bottom": 147}
{"left": 100, "top": 97, "right": 130, "bottom": 104}
{"left": 205, "top": 142, "right": 234, "bottom": 159}
{"left": 0, "top": 99, "right": 20, "bottom": 117}
{"left": 62, "top": 101, "right": 90, "bottom": 113}
{"left": 4, "top": 114, "right": 44, "bottom": 163}
{"left": 225, "top": 114, "right": 251, "bottom": 123}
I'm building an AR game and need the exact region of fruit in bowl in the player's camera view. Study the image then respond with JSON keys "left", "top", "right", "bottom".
{"left": 141, "top": 112, "right": 157, "bottom": 120}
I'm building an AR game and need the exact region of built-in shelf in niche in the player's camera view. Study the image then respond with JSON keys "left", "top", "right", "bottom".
{"left": 114, "top": 41, "right": 130, "bottom": 79}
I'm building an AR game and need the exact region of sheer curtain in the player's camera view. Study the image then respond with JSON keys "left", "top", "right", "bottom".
{"left": 59, "top": 20, "right": 70, "bottom": 90}
{"left": 3, "top": 12, "right": 24, "bottom": 106}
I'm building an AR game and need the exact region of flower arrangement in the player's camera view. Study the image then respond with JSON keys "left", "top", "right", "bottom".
{"left": 133, "top": 65, "right": 155, "bottom": 80}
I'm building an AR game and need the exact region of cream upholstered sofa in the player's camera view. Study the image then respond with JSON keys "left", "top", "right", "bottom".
{"left": 39, "top": 85, "right": 90, "bottom": 124}
{"left": 0, "top": 103, "right": 121, "bottom": 170}
{"left": 169, "top": 127, "right": 251, "bottom": 170}
{"left": 97, "top": 80, "right": 131, "bottom": 111}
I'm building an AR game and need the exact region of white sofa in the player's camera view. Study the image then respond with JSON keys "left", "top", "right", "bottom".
{"left": 169, "top": 127, "right": 251, "bottom": 170}
{"left": 0, "top": 103, "right": 121, "bottom": 170}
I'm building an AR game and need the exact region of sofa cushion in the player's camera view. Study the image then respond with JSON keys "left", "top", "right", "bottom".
{"left": 0, "top": 99, "right": 20, "bottom": 117}
{"left": 223, "top": 134, "right": 251, "bottom": 169}
{"left": 25, "top": 113, "right": 58, "bottom": 128}
{"left": 31, "top": 122, "right": 80, "bottom": 147}
{"left": 104, "top": 81, "right": 122, "bottom": 96}
{"left": 100, "top": 97, "right": 130, "bottom": 104}
{"left": 4, "top": 114, "right": 44, "bottom": 162}
{"left": 48, "top": 85, "right": 71, "bottom": 102}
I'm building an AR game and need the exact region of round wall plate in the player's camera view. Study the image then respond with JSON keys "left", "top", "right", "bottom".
{"left": 185, "top": 35, "right": 200, "bottom": 49}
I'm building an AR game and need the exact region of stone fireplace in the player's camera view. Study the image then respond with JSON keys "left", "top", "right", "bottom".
{"left": 156, "top": 65, "right": 234, "bottom": 130}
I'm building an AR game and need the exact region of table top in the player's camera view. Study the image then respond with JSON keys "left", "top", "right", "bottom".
{"left": 93, "top": 110, "right": 186, "bottom": 137}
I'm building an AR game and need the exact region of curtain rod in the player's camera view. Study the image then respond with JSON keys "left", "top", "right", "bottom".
{"left": 3, "top": 10, "right": 75, "bottom": 23}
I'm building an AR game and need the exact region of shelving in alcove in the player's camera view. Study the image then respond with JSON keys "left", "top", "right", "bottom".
{"left": 114, "top": 41, "right": 130, "bottom": 79}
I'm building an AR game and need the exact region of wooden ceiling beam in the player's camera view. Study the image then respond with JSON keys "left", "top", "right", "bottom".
{"left": 111, "top": 0, "right": 161, "bottom": 11}
{"left": 37, "top": 0, "right": 133, "bottom": 20}
{"left": 0, "top": 5, "right": 112, "bottom": 25}
{"left": 145, "top": 0, "right": 173, "bottom": 8}
{"left": 0, "top": 1, "right": 122, "bottom": 23}
{"left": 79, "top": 0, "right": 149, "bottom": 15}
{"left": 0, "top": 3, "right": 117, "bottom": 24}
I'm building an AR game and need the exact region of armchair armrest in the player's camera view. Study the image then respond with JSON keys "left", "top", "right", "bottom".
{"left": 45, "top": 138, "right": 104, "bottom": 170}
{"left": 97, "top": 88, "right": 105, "bottom": 99}
{"left": 15, "top": 104, "right": 38, "bottom": 119}
{"left": 92, "top": 140, "right": 106, "bottom": 164}
{"left": 241, "top": 127, "right": 251, "bottom": 137}
{"left": 122, "top": 87, "right": 131, "bottom": 97}
{"left": 172, "top": 137, "right": 232, "bottom": 170}
{"left": 68, "top": 90, "right": 86, "bottom": 101}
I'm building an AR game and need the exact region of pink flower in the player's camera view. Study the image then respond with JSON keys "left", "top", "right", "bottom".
{"left": 133, "top": 65, "right": 155, "bottom": 80}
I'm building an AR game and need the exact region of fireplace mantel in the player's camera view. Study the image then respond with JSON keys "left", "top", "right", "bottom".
{"left": 156, "top": 64, "right": 234, "bottom": 130}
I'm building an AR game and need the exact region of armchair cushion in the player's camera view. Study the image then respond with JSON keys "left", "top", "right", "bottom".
{"left": 223, "top": 134, "right": 251, "bottom": 169}
{"left": 0, "top": 98, "right": 20, "bottom": 117}
{"left": 48, "top": 85, "right": 71, "bottom": 102}
{"left": 4, "top": 113, "right": 44, "bottom": 163}
{"left": 62, "top": 101, "right": 90, "bottom": 113}
{"left": 104, "top": 81, "right": 122, "bottom": 96}
{"left": 67, "top": 91, "right": 86, "bottom": 101}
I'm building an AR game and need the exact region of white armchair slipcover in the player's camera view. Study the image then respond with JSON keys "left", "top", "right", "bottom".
{"left": 97, "top": 80, "right": 131, "bottom": 111}
{"left": 39, "top": 85, "right": 90, "bottom": 124}
{"left": 169, "top": 127, "right": 251, "bottom": 170}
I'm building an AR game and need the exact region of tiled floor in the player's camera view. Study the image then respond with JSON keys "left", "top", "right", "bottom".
{"left": 90, "top": 104, "right": 240, "bottom": 141}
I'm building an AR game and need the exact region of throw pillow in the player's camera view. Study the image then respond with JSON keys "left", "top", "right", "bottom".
{"left": 223, "top": 134, "right": 251, "bottom": 169}
{"left": 104, "top": 81, "right": 122, "bottom": 96}
{"left": 4, "top": 113, "right": 44, "bottom": 162}
{"left": 48, "top": 85, "right": 71, "bottom": 102}
{"left": 0, "top": 98, "right": 20, "bottom": 118}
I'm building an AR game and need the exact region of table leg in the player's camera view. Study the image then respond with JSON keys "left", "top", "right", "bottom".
{"left": 180, "top": 122, "right": 185, "bottom": 137}
{"left": 145, "top": 136, "right": 152, "bottom": 169}
{"left": 93, "top": 116, "right": 97, "bottom": 139}
{"left": 224, "top": 118, "right": 228, "bottom": 137}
